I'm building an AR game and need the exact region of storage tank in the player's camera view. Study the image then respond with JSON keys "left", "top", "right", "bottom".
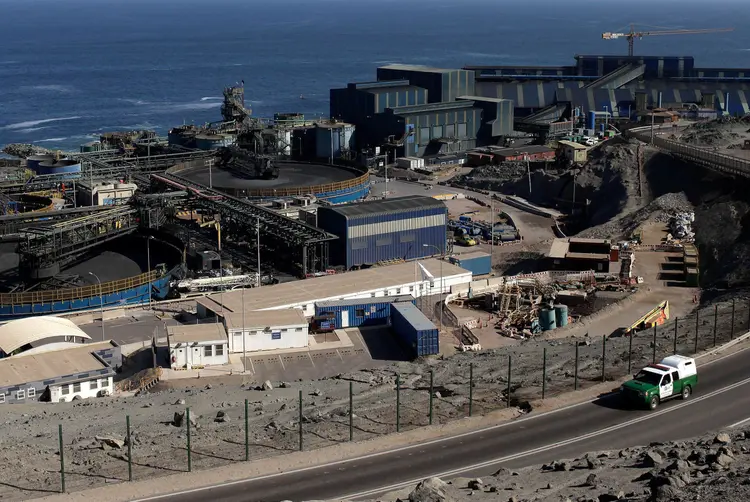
{"left": 587, "top": 111, "right": 596, "bottom": 131}
{"left": 80, "top": 141, "right": 102, "bottom": 153}
{"left": 195, "top": 133, "right": 234, "bottom": 151}
{"left": 26, "top": 154, "right": 54, "bottom": 173}
{"left": 36, "top": 159, "right": 82, "bottom": 175}
{"left": 539, "top": 308, "right": 557, "bottom": 331}
{"left": 554, "top": 304, "right": 569, "bottom": 328}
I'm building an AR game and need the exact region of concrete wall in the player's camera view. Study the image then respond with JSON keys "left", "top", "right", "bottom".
{"left": 226, "top": 323, "right": 309, "bottom": 353}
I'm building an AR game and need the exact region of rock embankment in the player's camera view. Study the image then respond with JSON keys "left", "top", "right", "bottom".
{"left": 340, "top": 427, "right": 750, "bottom": 502}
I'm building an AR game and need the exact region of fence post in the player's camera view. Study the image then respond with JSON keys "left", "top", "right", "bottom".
{"left": 542, "top": 347, "right": 547, "bottom": 400}
{"left": 506, "top": 355, "right": 512, "bottom": 408}
{"left": 747, "top": 298, "right": 750, "bottom": 331}
{"left": 429, "top": 369, "right": 434, "bottom": 426}
{"left": 601, "top": 335, "right": 606, "bottom": 383}
{"left": 469, "top": 363, "right": 474, "bottom": 417}
{"left": 186, "top": 407, "right": 192, "bottom": 472}
{"left": 349, "top": 381, "right": 354, "bottom": 441}
{"left": 673, "top": 318, "right": 678, "bottom": 354}
{"left": 652, "top": 324, "right": 657, "bottom": 363}
{"left": 244, "top": 398, "right": 249, "bottom": 461}
{"left": 694, "top": 310, "right": 700, "bottom": 353}
{"left": 298, "top": 390, "right": 303, "bottom": 452}
{"left": 396, "top": 374, "right": 401, "bottom": 432}
{"left": 731, "top": 299, "right": 736, "bottom": 339}
{"left": 126, "top": 415, "right": 133, "bottom": 482}
{"left": 58, "top": 424, "right": 65, "bottom": 493}
{"left": 574, "top": 343, "right": 579, "bottom": 391}
{"left": 628, "top": 332, "right": 633, "bottom": 375}
{"left": 713, "top": 304, "right": 718, "bottom": 347}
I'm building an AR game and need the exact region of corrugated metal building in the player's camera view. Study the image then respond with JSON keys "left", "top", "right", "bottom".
{"left": 330, "top": 80, "right": 429, "bottom": 123}
{"left": 457, "top": 96, "right": 514, "bottom": 140}
{"left": 376, "top": 64, "right": 476, "bottom": 103}
{"left": 315, "top": 122, "right": 356, "bottom": 159}
{"left": 390, "top": 301, "right": 439, "bottom": 358}
{"left": 316, "top": 195, "right": 448, "bottom": 269}
{"left": 314, "top": 295, "right": 415, "bottom": 329}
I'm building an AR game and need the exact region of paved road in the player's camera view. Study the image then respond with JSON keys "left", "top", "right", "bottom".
{"left": 138, "top": 349, "right": 750, "bottom": 502}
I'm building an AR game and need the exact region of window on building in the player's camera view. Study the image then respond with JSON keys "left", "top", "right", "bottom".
{"left": 396, "top": 288, "right": 401, "bottom": 294}
{"left": 371, "top": 293, "right": 376, "bottom": 298}
{"left": 430, "top": 281, "right": 435, "bottom": 288}
{"left": 302, "top": 304, "right": 308, "bottom": 311}
{"left": 204, "top": 345, "right": 213, "bottom": 357}
{"left": 281, "top": 328, "right": 288, "bottom": 332}
{"left": 458, "top": 123, "right": 467, "bottom": 137}
{"left": 215, "top": 344, "right": 224, "bottom": 356}
{"left": 420, "top": 127, "right": 430, "bottom": 142}
{"left": 250, "top": 330, "right": 258, "bottom": 335}
{"left": 409, "top": 286, "right": 414, "bottom": 292}
{"left": 445, "top": 124, "right": 455, "bottom": 138}
{"left": 295, "top": 327, "right": 303, "bottom": 332}
{"left": 432, "top": 125, "right": 443, "bottom": 139}
{"left": 61, "top": 385, "right": 70, "bottom": 395}
{"left": 73, "top": 383, "right": 81, "bottom": 393}
{"left": 0, "top": 393, "right": 4, "bottom": 404}
{"left": 355, "top": 309, "right": 365, "bottom": 317}
{"left": 90, "top": 380, "right": 99, "bottom": 391}
{"left": 16, "top": 389, "right": 25, "bottom": 400}
{"left": 99, "top": 378, "right": 108, "bottom": 388}
{"left": 27, "top": 387, "right": 35, "bottom": 399}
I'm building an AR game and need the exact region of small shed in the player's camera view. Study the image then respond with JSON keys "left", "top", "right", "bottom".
{"left": 167, "top": 323, "right": 229, "bottom": 370}
{"left": 558, "top": 140, "right": 588, "bottom": 163}
{"left": 223, "top": 309, "right": 309, "bottom": 353}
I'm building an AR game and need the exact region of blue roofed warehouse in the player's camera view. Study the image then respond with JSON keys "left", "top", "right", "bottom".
{"left": 316, "top": 195, "right": 448, "bottom": 270}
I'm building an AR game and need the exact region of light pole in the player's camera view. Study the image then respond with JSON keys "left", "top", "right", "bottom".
{"left": 88, "top": 272, "right": 105, "bottom": 341}
{"left": 146, "top": 236, "right": 153, "bottom": 310}
{"left": 422, "top": 244, "right": 444, "bottom": 332}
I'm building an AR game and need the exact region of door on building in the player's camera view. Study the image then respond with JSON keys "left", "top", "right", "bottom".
{"left": 233, "top": 333, "right": 243, "bottom": 353}
{"left": 341, "top": 310, "right": 350, "bottom": 328}
{"left": 191, "top": 347, "right": 201, "bottom": 368}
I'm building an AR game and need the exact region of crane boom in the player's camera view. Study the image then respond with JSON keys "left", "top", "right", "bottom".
{"left": 602, "top": 25, "right": 734, "bottom": 56}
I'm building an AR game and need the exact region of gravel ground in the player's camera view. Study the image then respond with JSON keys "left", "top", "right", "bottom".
{"left": 366, "top": 427, "right": 750, "bottom": 502}
{"left": 0, "top": 299, "right": 747, "bottom": 500}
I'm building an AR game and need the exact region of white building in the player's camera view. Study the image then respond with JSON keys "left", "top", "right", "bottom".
{"left": 196, "top": 258, "right": 472, "bottom": 320}
{"left": 167, "top": 323, "right": 229, "bottom": 370}
{"left": 0, "top": 316, "right": 91, "bottom": 358}
{"left": 223, "top": 309, "right": 309, "bottom": 353}
{"left": 0, "top": 341, "right": 121, "bottom": 404}
{"left": 76, "top": 179, "right": 138, "bottom": 206}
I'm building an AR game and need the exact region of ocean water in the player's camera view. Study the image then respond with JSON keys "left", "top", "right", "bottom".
{"left": 0, "top": 0, "right": 748, "bottom": 152}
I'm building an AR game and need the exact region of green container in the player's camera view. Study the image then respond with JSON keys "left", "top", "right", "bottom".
{"left": 554, "top": 304, "right": 569, "bottom": 327}
{"left": 539, "top": 308, "right": 557, "bottom": 331}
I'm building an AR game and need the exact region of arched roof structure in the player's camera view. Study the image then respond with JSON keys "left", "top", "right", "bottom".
{"left": 0, "top": 316, "right": 91, "bottom": 355}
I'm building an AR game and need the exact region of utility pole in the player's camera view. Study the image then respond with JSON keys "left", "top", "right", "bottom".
{"left": 490, "top": 196, "right": 494, "bottom": 263}
{"left": 526, "top": 154, "right": 531, "bottom": 194}
{"left": 242, "top": 286, "right": 246, "bottom": 373}
{"left": 146, "top": 236, "right": 152, "bottom": 310}
{"left": 256, "top": 216, "right": 261, "bottom": 286}
{"left": 384, "top": 149, "right": 388, "bottom": 199}
{"left": 650, "top": 110, "right": 655, "bottom": 144}
{"left": 206, "top": 159, "right": 214, "bottom": 189}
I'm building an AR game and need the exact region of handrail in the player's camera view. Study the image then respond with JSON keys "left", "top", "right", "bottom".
{"left": 0, "top": 269, "right": 161, "bottom": 306}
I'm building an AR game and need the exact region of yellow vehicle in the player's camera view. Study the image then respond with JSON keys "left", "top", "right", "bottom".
{"left": 456, "top": 234, "right": 477, "bottom": 246}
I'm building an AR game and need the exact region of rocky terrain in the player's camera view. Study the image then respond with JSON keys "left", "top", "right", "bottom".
{"left": 355, "top": 428, "right": 750, "bottom": 502}
{"left": 0, "top": 300, "right": 747, "bottom": 500}
{"left": 680, "top": 116, "right": 750, "bottom": 149}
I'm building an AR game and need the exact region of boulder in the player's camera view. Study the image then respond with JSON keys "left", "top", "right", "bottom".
{"left": 643, "top": 451, "right": 664, "bottom": 467}
{"left": 650, "top": 484, "right": 682, "bottom": 502}
{"left": 714, "top": 432, "right": 731, "bottom": 444}
{"left": 408, "top": 477, "right": 452, "bottom": 502}
{"left": 467, "top": 478, "right": 482, "bottom": 490}
{"left": 215, "top": 411, "right": 230, "bottom": 423}
{"left": 174, "top": 398, "right": 186, "bottom": 405}
{"left": 597, "top": 491, "right": 625, "bottom": 502}
{"left": 665, "top": 459, "right": 689, "bottom": 473}
{"left": 312, "top": 389, "right": 323, "bottom": 397}
{"left": 584, "top": 473, "right": 598, "bottom": 487}
{"left": 262, "top": 380, "right": 274, "bottom": 391}
{"left": 94, "top": 436, "right": 124, "bottom": 449}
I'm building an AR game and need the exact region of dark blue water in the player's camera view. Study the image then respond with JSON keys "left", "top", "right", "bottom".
{"left": 1, "top": 0, "right": 748, "bottom": 152}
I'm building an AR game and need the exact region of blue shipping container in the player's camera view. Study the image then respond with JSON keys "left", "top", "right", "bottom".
{"left": 317, "top": 195, "right": 448, "bottom": 269}
{"left": 315, "top": 296, "right": 415, "bottom": 329}
{"left": 449, "top": 252, "right": 491, "bottom": 276}
{"left": 390, "top": 302, "right": 439, "bottom": 358}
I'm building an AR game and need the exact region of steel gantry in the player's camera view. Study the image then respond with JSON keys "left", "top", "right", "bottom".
{"left": 151, "top": 169, "right": 337, "bottom": 277}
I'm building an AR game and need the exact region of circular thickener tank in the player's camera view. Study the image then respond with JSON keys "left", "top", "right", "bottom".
{"left": 80, "top": 141, "right": 102, "bottom": 153}
{"left": 554, "top": 304, "right": 569, "bottom": 328}
{"left": 36, "top": 159, "right": 82, "bottom": 175}
{"left": 539, "top": 308, "right": 557, "bottom": 331}
{"left": 27, "top": 155, "right": 54, "bottom": 173}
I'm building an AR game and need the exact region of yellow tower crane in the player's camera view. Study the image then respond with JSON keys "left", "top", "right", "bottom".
{"left": 602, "top": 25, "right": 734, "bottom": 57}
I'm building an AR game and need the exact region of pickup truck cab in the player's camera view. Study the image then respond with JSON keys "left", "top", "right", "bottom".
{"left": 619, "top": 355, "right": 697, "bottom": 410}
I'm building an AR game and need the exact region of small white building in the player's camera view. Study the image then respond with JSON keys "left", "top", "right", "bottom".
{"left": 167, "top": 323, "right": 229, "bottom": 370}
{"left": 77, "top": 179, "right": 138, "bottom": 206}
{"left": 223, "top": 309, "right": 309, "bottom": 353}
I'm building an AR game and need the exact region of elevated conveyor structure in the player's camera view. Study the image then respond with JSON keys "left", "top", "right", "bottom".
{"left": 583, "top": 63, "right": 645, "bottom": 90}
{"left": 152, "top": 162, "right": 338, "bottom": 277}
{"left": 18, "top": 206, "right": 140, "bottom": 278}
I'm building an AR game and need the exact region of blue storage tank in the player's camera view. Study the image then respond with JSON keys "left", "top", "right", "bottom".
{"left": 316, "top": 195, "right": 448, "bottom": 269}
{"left": 314, "top": 295, "right": 415, "bottom": 329}
{"left": 539, "top": 308, "right": 557, "bottom": 331}
{"left": 36, "top": 159, "right": 81, "bottom": 175}
{"left": 26, "top": 154, "right": 54, "bottom": 173}
{"left": 554, "top": 304, "right": 569, "bottom": 327}
{"left": 448, "top": 252, "right": 491, "bottom": 276}
{"left": 315, "top": 123, "right": 355, "bottom": 159}
{"left": 390, "top": 302, "right": 439, "bottom": 358}
{"left": 587, "top": 111, "right": 596, "bottom": 130}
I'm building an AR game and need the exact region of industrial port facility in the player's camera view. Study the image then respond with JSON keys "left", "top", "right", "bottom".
{"left": 0, "top": 26, "right": 747, "bottom": 324}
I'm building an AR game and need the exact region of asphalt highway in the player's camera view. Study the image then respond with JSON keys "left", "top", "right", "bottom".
{"left": 138, "top": 349, "right": 750, "bottom": 502}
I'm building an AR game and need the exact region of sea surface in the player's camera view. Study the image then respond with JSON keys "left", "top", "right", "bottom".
{"left": 1, "top": 0, "right": 749, "bottom": 152}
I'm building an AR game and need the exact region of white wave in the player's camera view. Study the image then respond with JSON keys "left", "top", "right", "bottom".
{"left": 0, "top": 61, "right": 18, "bottom": 64}
{"left": 24, "top": 84, "right": 74, "bottom": 93}
{"left": 34, "top": 137, "right": 68, "bottom": 143}
{"left": 200, "top": 96, "right": 223, "bottom": 101}
{"left": 1, "top": 116, "right": 81, "bottom": 130}
{"left": 168, "top": 102, "right": 222, "bottom": 111}
{"left": 119, "top": 98, "right": 150, "bottom": 106}
{"left": 16, "top": 126, "right": 50, "bottom": 133}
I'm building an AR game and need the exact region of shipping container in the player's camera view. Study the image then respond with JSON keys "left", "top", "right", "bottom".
{"left": 448, "top": 251, "right": 491, "bottom": 276}
{"left": 390, "top": 302, "right": 439, "bottom": 358}
{"left": 314, "top": 295, "right": 415, "bottom": 329}
{"left": 317, "top": 195, "right": 448, "bottom": 269}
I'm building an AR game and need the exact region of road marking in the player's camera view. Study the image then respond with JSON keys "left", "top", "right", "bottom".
{"left": 307, "top": 352, "right": 316, "bottom": 367}
{"left": 730, "top": 416, "right": 750, "bottom": 428}
{"left": 278, "top": 355, "right": 285, "bottom": 370}
{"left": 341, "top": 374, "right": 750, "bottom": 499}
{"left": 131, "top": 350, "right": 750, "bottom": 502}
{"left": 248, "top": 357, "right": 255, "bottom": 374}
{"left": 336, "top": 348, "right": 344, "bottom": 361}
